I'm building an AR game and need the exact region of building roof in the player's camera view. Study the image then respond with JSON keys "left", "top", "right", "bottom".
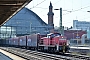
{"left": 5, "top": 7, "right": 48, "bottom": 27}
{"left": 26, "top": 8, "right": 47, "bottom": 26}
{"left": 0, "top": 0, "right": 32, "bottom": 26}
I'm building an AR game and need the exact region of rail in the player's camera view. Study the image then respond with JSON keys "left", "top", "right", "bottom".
{"left": 0, "top": 47, "right": 90, "bottom": 60}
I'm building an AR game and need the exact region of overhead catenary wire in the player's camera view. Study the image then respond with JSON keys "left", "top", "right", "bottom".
{"left": 27, "top": 0, "right": 90, "bottom": 27}
{"left": 29, "top": 0, "right": 62, "bottom": 18}
{"left": 29, "top": 0, "right": 90, "bottom": 16}
{"left": 30, "top": 0, "right": 47, "bottom": 9}
{"left": 63, "top": 5, "right": 90, "bottom": 15}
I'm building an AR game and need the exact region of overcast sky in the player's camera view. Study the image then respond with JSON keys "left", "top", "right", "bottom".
{"left": 26, "top": 0, "right": 90, "bottom": 28}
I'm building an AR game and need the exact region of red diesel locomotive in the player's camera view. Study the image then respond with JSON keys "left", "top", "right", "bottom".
{"left": 38, "top": 33, "right": 69, "bottom": 52}
{"left": 5, "top": 33, "right": 69, "bottom": 53}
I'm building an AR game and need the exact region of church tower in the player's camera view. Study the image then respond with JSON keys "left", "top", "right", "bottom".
{"left": 47, "top": 2, "right": 54, "bottom": 29}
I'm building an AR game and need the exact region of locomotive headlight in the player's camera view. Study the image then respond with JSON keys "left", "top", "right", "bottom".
{"left": 62, "top": 37, "right": 63, "bottom": 38}
{"left": 67, "top": 43, "right": 69, "bottom": 45}
{"left": 67, "top": 42, "right": 70, "bottom": 46}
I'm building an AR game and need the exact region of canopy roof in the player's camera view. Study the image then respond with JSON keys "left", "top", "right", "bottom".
{"left": 0, "top": 0, "right": 32, "bottom": 26}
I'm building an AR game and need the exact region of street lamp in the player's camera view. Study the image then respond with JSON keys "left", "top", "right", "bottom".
{"left": 30, "top": 22, "right": 32, "bottom": 34}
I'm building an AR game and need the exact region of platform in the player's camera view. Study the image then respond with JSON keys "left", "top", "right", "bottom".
{"left": 0, "top": 49, "right": 25, "bottom": 60}
{"left": 0, "top": 52, "right": 12, "bottom": 60}
{"left": 70, "top": 45, "right": 90, "bottom": 55}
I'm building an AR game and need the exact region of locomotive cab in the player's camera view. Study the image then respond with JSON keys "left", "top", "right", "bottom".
{"left": 47, "top": 33, "right": 61, "bottom": 40}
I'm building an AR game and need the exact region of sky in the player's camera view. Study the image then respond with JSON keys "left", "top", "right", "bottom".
{"left": 26, "top": 0, "right": 90, "bottom": 28}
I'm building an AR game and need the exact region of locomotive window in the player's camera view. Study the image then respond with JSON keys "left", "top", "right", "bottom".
{"left": 47, "top": 33, "right": 61, "bottom": 38}
{"left": 51, "top": 34, "right": 55, "bottom": 38}
{"left": 47, "top": 35, "right": 50, "bottom": 38}
{"left": 51, "top": 33, "right": 61, "bottom": 37}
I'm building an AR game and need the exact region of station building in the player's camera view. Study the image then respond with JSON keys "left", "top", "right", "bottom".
{"left": 0, "top": 2, "right": 54, "bottom": 39}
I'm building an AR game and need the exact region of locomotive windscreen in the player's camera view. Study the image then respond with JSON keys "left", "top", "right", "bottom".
{"left": 50, "top": 33, "right": 61, "bottom": 38}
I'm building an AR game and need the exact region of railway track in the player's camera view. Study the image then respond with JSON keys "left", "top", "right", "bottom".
{"left": 0, "top": 47, "right": 90, "bottom": 60}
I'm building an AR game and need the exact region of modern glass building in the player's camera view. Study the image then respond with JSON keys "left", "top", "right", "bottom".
{"left": 0, "top": 7, "right": 50, "bottom": 39}
{"left": 73, "top": 20, "right": 90, "bottom": 30}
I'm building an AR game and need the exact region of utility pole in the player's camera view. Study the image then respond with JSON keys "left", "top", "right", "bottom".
{"left": 60, "top": 8, "right": 64, "bottom": 36}
{"left": 54, "top": 8, "right": 64, "bottom": 36}
{"left": 60, "top": 8, "right": 62, "bottom": 34}
{"left": 76, "top": 31, "right": 79, "bottom": 45}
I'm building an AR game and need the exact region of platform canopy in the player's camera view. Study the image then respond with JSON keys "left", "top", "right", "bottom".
{"left": 0, "top": 0, "right": 32, "bottom": 26}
